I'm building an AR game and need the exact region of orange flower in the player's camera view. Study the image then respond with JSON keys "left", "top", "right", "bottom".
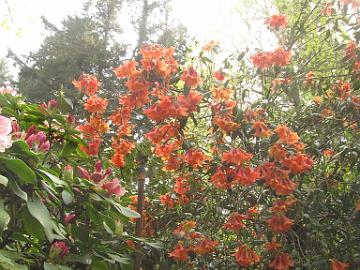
{"left": 268, "top": 176, "right": 298, "bottom": 195}
{"left": 110, "top": 153, "right": 125, "bottom": 168}
{"left": 251, "top": 51, "right": 273, "bottom": 69}
{"left": 270, "top": 197, "right": 298, "bottom": 213}
{"left": 271, "top": 48, "right": 292, "bottom": 67}
{"left": 269, "top": 144, "right": 287, "bottom": 160}
{"left": 84, "top": 95, "right": 108, "bottom": 114}
{"left": 304, "top": 71, "right": 315, "bottom": 86}
{"left": 184, "top": 149, "right": 210, "bottom": 169}
{"left": 322, "top": 3, "right": 334, "bottom": 15}
{"left": 174, "top": 177, "right": 190, "bottom": 195}
{"left": 269, "top": 253, "right": 294, "bottom": 270}
{"left": 213, "top": 70, "right": 225, "bottom": 81}
{"left": 265, "top": 238, "right": 280, "bottom": 252}
{"left": 313, "top": 96, "right": 323, "bottom": 104}
{"left": 233, "top": 244, "right": 261, "bottom": 267}
{"left": 80, "top": 138, "right": 101, "bottom": 156}
{"left": 213, "top": 116, "right": 240, "bottom": 133}
{"left": 73, "top": 74, "right": 100, "bottom": 96}
{"left": 266, "top": 14, "right": 288, "bottom": 29}
{"left": 222, "top": 148, "right": 253, "bottom": 165}
{"left": 159, "top": 192, "right": 176, "bottom": 208}
{"left": 345, "top": 41, "right": 357, "bottom": 59}
{"left": 252, "top": 121, "right": 271, "bottom": 138}
{"left": 211, "top": 167, "right": 232, "bottom": 190}
{"left": 224, "top": 213, "right": 248, "bottom": 231}
{"left": 145, "top": 122, "right": 179, "bottom": 145}
{"left": 178, "top": 91, "right": 203, "bottom": 114}
{"left": 202, "top": 40, "right": 219, "bottom": 52}
{"left": 323, "top": 149, "right": 334, "bottom": 157}
{"left": 335, "top": 80, "right": 352, "bottom": 100}
{"left": 191, "top": 239, "right": 219, "bottom": 255}
{"left": 212, "top": 87, "right": 233, "bottom": 101}
{"left": 236, "top": 167, "right": 260, "bottom": 186}
{"left": 173, "top": 220, "right": 196, "bottom": 237}
{"left": 163, "top": 154, "right": 183, "bottom": 171}
{"left": 281, "top": 154, "right": 313, "bottom": 174}
{"left": 168, "top": 243, "right": 189, "bottom": 261}
{"left": 330, "top": 259, "right": 349, "bottom": 270}
{"left": 154, "top": 140, "right": 182, "bottom": 160}
{"left": 274, "top": 125, "right": 300, "bottom": 146}
{"left": 267, "top": 213, "right": 294, "bottom": 233}
{"left": 180, "top": 67, "right": 202, "bottom": 89}
{"left": 113, "top": 60, "right": 139, "bottom": 78}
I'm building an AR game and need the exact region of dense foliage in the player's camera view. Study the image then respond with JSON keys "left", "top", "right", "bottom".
{"left": 0, "top": 0, "right": 359, "bottom": 270}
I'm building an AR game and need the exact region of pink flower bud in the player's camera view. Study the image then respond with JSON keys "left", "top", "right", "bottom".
{"left": 64, "top": 213, "right": 76, "bottom": 224}
{"left": 25, "top": 126, "right": 37, "bottom": 140}
{"left": 48, "top": 99, "right": 58, "bottom": 110}
{"left": 95, "top": 160, "right": 102, "bottom": 172}
{"left": 102, "top": 178, "right": 126, "bottom": 197}
{"left": 90, "top": 172, "right": 103, "bottom": 183}
{"left": 38, "top": 140, "right": 50, "bottom": 152}
{"left": 49, "top": 241, "right": 69, "bottom": 259}
{"left": 104, "top": 167, "right": 113, "bottom": 178}
{"left": 67, "top": 114, "right": 76, "bottom": 125}
{"left": 77, "top": 166, "right": 90, "bottom": 179}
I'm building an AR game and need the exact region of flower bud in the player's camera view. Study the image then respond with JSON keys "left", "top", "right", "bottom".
{"left": 77, "top": 166, "right": 90, "bottom": 180}
{"left": 64, "top": 213, "right": 76, "bottom": 224}
{"left": 49, "top": 241, "right": 69, "bottom": 259}
{"left": 63, "top": 165, "right": 73, "bottom": 181}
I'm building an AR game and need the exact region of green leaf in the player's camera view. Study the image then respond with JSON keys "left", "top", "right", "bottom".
{"left": 9, "top": 140, "right": 39, "bottom": 164}
{"left": 0, "top": 174, "right": 8, "bottom": 187}
{"left": 60, "top": 141, "right": 78, "bottom": 157}
{"left": 0, "top": 250, "right": 28, "bottom": 270}
{"left": 61, "top": 190, "right": 74, "bottom": 205}
{"left": 0, "top": 157, "right": 36, "bottom": 184}
{"left": 114, "top": 203, "right": 140, "bottom": 219}
{"left": 37, "top": 169, "right": 67, "bottom": 187}
{"left": 8, "top": 180, "right": 28, "bottom": 201}
{"left": 0, "top": 199, "right": 10, "bottom": 233}
{"left": 27, "top": 197, "right": 65, "bottom": 242}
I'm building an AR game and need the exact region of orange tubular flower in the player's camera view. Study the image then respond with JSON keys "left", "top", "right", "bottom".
{"left": 213, "top": 116, "right": 240, "bottom": 133}
{"left": 159, "top": 193, "right": 176, "bottom": 208}
{"left": 330, "top": 259, "right": 349, "bottom": 270}
{"left": 281, "top": 154, "right": 313, "bottom": 174}
{"left": 163, "top": 154, "right": 183, "bottom": 171}
{"left": 173, "top": 220, "right": 196, "bottom": 237}
{"left": 213, "top": 70, "right": 225, "bottom": 81}
{"left": 274, "top": 125, "right": 300, "bottom": 146}
{"left": 266, "top": 14, "right": 288, "bottom": 29}
{"left": 84, "top": 95, "right": 108, "bottom": 114}
{"left": 269, "top": 144, "right": 287, "bottom": 160}
{"left": 251, "top": 51, "right": 273, "bottom": 69}
{"left": 114, "top": 60, "right": 139, "bottom": 78}
{"left": 191, "top": 239, "right": 219, "bottom": 255}
{"left": 252, "top": 121, "right": 272, "bottom": 138}
{"left": 271, "top": 48, "right": 291, "bottom": 67}
{"left": 236, "top": 167, "right": 260, "bottom": 186}
{"left": 268, "top": 176, "right": 298, "bottom": 195}
{"left": 267, "top": 213, "right": 294, "bottom": 233}
{"left": 224, "top": 213, "right": 248, "bottom": 231}
{"left": 269, "top": 253, "right": 295, "bottom": 270}
{"left": 212, "top": 87, "right": 233, "bottom": 101}
{"left": 180, "top": 67, "right": 202, "bottom": 89}
{"left": 345, "top": 41, "right": 357, "bottom": 59}
{"left": 80, "top": 138, "right": 101, "bottom": 156}
{"left": 178, "top": 91, "right": 202, "bottom": 114}
{"left": 174, "top": 177, "right": 190, "bottom": 195}
{"left": 168, "top": 243, "right": 189, "bottom": 261}
{"left": 184, "top": 149, "right": 210, "bottom": 169}
{"left": 233, "top": 244, "right": 261, "bottom": 267}
{"left": 222, "top": 148, "right": 253, "bottom": 165}
{"left": 72, "top": 74, "right": 101, "bottom": 96}
{"left": 211, "top": 167, "right": 232, "bottom": 190}
{"left": 265, "top": 238, "right": 281, "bottom": 252}
{"left": 110, "top": 153, "right": 125, "bottom": 168}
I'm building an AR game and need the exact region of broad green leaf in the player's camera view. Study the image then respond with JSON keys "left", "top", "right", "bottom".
{"left": 114, "top": 203, "right": 140, "bottom": 219}
{"left": 37, "top": 169, "right": 67, "bottom": 187}
{"left": 0, "top": 157, "right": 36, "bottom": 184}
{"left": 8, "top": 180, "right": 27, "bottom": 201}
{"left": 0, "top": 175, "right": 8, "bottom": 187}
{"left": 0, "top": 199, "right": 10, "bottom": 233}
{"left": 61, "top": 190, "right": 74, "bottom": 205}
{"left": 27, "top": 197, "right": 65, "bottom": 242}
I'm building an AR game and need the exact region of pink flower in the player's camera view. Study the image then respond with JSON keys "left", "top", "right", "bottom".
{"left": 64, "top": 213, "right": 76, "bottom": 224}
{"left": 0, "top": 87, "right": 17, "bottom": 96}
{"left": 49, "top": 241, "right": 69, "bottom": 259}
{"left": 0, "top": 115, "right": 13, "bottom": 152}
{"left": 102, "top": 178, "right": 126, "bottom": 197}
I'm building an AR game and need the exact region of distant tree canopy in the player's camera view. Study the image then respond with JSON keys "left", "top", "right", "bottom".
{"left": 10, "top": 0, "right": 189, "bottom": 104}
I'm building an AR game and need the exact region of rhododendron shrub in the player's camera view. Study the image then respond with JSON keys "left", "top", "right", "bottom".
{"left": 0, "top": 0, "right": 360, "bottom": 269}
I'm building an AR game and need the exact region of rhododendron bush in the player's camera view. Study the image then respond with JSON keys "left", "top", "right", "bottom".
{"left": 0, "top": 1, "right": 360, "bottom": 270}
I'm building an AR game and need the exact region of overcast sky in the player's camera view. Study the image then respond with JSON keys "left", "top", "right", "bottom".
{"left": 0, "top": 0, "right": 276, "bottom": 75}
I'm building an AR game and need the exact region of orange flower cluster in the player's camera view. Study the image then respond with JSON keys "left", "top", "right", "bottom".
{"left": 267, "top": 198, "right": 295, "bottom": 233}
{"left": 345, "top": 41, "right": 358, "bottom": 59}
{"left": 144, "top": 91, "right": 202, "bottom": 122}
{"left": 73, "top": 73, "right": 101, "bottom": 96}
{"left": 180, "top": 67, "right": 202, "bottom": 89}
{"left": 223, "top": 212, "right": 248, "bottom": 231}
{"left": 281, "top": 153, "right": 313, "bottom": 174}
{"left": 184, "top": 149, "right": 211, "bottom": 169}
{"left": 266, "top": 14, "right": 288, "bottom": 29}
{"left": 233, "top": 244, "right": 261, "bottom": 267}
{"left": 73, "top": 73, "right": 108, "bottom": 156}
{"left": 222, "top": 148, "right": 253, "bottom": 165}
{"left": 169, "top": 221, "right": 218, "bottom": 261}
{"left": 251, "top": 48, "right": 291, "bottom": 70}
{"left": 252, "top": 121, "right": 272, "bottom": 138}
{"left": 212, "top": 101, "right": 240, "bottom": 134}
{"left": 330, "top": 259, "right": 349, "bottom": 270}
{"left": 269, "top": 252, "right": 294, "bottom": 270}
{"left": 334, "top": 80, "right": 352, "bottom": 100}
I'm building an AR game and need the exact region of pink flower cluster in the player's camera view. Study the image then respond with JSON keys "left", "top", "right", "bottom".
{"left": 0, "top": 87, "right": 17, "bottom": 96}
{"left": 0, "top": 115, "right": 13, "bottom": 152}
{"left": 77, "top": 161, "right": 126, "bottom": 197}
{"left": 25, "top": 126, "right": 50, "bottom": 152}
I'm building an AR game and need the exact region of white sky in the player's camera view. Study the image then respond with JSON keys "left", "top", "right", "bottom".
{"left": 0, "top": 0, "right": 276, "bottom": 75}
